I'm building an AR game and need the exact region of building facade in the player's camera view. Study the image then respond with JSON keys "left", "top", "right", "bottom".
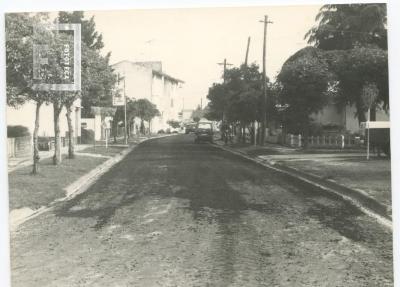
{"left": 112, "top": 61, "right": 184, "bottom": 133}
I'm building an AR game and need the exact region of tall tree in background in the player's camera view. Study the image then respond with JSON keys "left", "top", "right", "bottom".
{"left": 277, "top": 47, "right": 333, "bottom": 137}
{"left": 58, "top": 11, "right": 104, "bottom": 50}
{"left": 327, "top": 47, "right": 388, "bottom": 123}
{"left": 206, "top": 63, "right": 265, "bottom": 143}
{"left": 191, "top": 105, "right": 205, "bottom": 122}
{"left": 6, "top": 13, "right": 53, "bottom": 173}
{"left": 58, "top": 11, "right": 117, "bottom": 158}
{"left": 304, "top": 3, "right": 388, "bottom": 124}
{"left": 305, "top": 4, "right": 387, "bottom": 50}
{"left": 133, "top": 99, "right": 160, "bottom": 134}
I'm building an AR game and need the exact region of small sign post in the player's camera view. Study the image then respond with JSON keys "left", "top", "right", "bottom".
{"left": 361, "top": 83, "right": 378, "bottom": 160}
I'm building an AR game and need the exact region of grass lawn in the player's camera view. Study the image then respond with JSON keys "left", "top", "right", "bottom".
{"left": 8, "top": 155, "right": 106, "bottom": 210}
{"left": 282, "top": 158, "right": 392, "bottom": 208}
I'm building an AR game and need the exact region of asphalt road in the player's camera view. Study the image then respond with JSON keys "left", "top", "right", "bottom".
{"left": 11, "top": 134, "right": 393, "bottom": 287}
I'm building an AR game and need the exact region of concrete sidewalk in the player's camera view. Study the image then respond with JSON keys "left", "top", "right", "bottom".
{"left": 214, "top": 139, "right": 392, "bottom": 223}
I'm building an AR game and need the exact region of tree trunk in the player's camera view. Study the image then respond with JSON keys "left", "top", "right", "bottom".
{"left": 32, "top": 100, "right": 42, "bottom": 175}
{"left": 53, "top": 100, "right": 63, "bottom": 165}
{"left": 65, "top": 103, "right": 75, "bottom": 159}
{"left": 251, "top": 122, "right": 255, "bottom": 145}
{"left": 356, "top": 98, "right": 367, "bottom": 124}
{"left": 302, "top": 119, "right": 309, "bottom": 148}
{"left": 370, "top": 105, "right": 376, "bottom": 121}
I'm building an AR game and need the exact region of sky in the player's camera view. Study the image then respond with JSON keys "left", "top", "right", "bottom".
{"left": 88, "top": 5, "right": 322, "bottom": 109}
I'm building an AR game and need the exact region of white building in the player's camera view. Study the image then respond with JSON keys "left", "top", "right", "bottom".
{"left": 112, "top": 61, "right": 184, "bottom": 132}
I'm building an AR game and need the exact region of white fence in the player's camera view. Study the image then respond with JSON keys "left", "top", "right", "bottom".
{"left": 285, "top": 134, "right": 363, "bottom": 149}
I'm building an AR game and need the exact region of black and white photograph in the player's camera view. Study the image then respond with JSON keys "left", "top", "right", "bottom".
{"left": 2, "top": 1, "right": 398, "bottom": 286}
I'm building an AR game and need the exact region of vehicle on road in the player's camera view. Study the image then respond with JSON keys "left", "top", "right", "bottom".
{"left": 194, "top": 121, "right": 213, "bottom": 143}
{"left": 185, "top": 123, "right": 197, "bottom": 134}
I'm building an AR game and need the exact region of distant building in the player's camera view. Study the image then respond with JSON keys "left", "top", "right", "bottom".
{"left": 112, "top": 61, "right": 184, "bottom": 132}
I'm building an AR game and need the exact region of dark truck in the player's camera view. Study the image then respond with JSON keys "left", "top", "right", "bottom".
{"left": 361, "top": 121, "right": 390, "bottom": 157}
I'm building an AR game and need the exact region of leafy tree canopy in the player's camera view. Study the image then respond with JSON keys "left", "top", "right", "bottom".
{"left": 278, "top": 46, "right": 388, "bottom": 127}
{"left": 58, "top": 11, "right": 104, "bottom": 50}
{"left": 305, "top": 4, "right": 387, "bottom": 50}
{"left": 206, "top": 63, "right": 266, "bottom": 124}
{"left": 278, "top": 47, "right": 334, "bottom": 132}
{"left": 57, "top": 11, "right": 118, "bottom": 117}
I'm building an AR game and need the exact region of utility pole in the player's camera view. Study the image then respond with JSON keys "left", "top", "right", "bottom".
{"left": 123, "top": 72, "right": 128, "bottom": 145}
{"left": 217, "top": 58, "right": 233, "bottom": 83}
{"left": 244, "top": 37, "right": 251, "bottom": 67}
{"left": 259, "top": 15, "right": 273, "bottom": 145}
{"left": 217, "top": 58, "right": 233, "bottom": 121}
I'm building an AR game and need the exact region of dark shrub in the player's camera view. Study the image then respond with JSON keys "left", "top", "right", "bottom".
{"left": 81, "top": 128, "right": 95, "bottom": 144}
{"left": 7, "top": 125, "right": 30, "bottom": 138}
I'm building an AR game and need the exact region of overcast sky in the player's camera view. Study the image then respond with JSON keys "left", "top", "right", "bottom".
{"left": 88, "top": 5, "right": 322, "bottom": 109}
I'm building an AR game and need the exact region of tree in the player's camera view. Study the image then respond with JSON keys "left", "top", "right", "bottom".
{"left": 58, "top": 11, "right": 118, "bottom": 158}
{"left": 206, "top": 63, "right": 265, "bottom": 144}
{"left": 131, "top": 99, "right": 160, "bottom": 134}
{"left": 328, "top": 47, "right": 388, "bottom": 122}
{"left": 6, "top": 13, "right": 53, "bottom": 173}
{"left": 206, "top": 83, "right": 228, "bottom": 121}
{"left": 278, "top": 46, "right": 388, "bottom": 129}
{"left": 304, "top": 4, "right": 388, "bottom": 124}
{"left": 191, "top": 105, "right": 205, "bottom": 122}
{"left": 58, "top": 11, "right": 104, "bottom": 50}
{"left": 277, "top": 47, "right": 333, "bottom": 137}
{"left": 305, "top": 4, "right": 387, "bottom": 50}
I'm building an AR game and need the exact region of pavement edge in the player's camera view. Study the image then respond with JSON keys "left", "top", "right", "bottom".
{"left": 212, "top": 142, "right": 392, "bottom": 230}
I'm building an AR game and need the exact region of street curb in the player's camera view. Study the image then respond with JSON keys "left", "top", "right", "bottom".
{"left": 212, "top": 142, "right": 392, "bottom": 230}
{"left": 10, "top": 135, "right": 171, "bottom": 231}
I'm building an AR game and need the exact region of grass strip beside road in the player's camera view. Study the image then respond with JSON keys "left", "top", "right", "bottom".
{"left": 8, "top": 155, "right": 107, "bottom": 211}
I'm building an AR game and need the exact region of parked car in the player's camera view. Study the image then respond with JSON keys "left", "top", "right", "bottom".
{"left": 185, "top": 123, "right": 196, "bottom": 134}
{"left": 38, "top": 136, "right": 54, "bottom": 151}
{"left": 194, "top": 121, "right": 213, "bottom": 143}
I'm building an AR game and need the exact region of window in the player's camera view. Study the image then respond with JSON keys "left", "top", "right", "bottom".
{"left": 198, "top": 123, "right": 212, "bottom": 129}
